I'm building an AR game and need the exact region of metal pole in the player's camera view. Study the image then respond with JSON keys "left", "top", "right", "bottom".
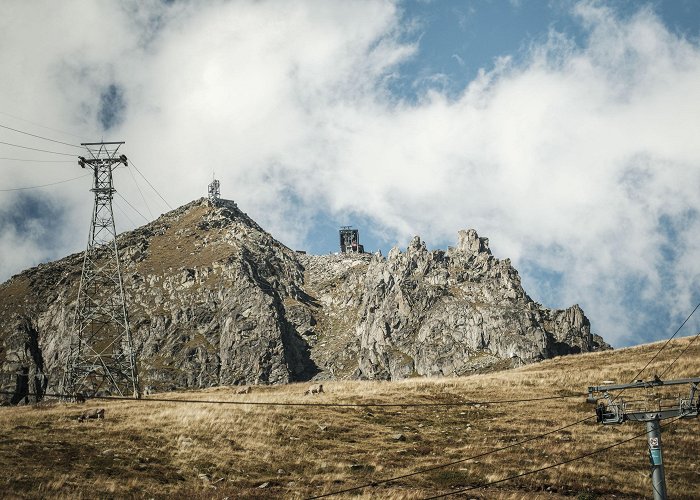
{"left": 647, "top": 417, "right": 667, "bottom": 500}
{"left": 589, "top": 378, "right": 699, "bottom": 499}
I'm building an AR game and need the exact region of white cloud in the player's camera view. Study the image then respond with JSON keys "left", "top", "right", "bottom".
{"left": 1, "top": 1, "right": 700, "bottom": 346}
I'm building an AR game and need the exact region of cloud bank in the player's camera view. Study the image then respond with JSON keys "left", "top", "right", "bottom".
{"left": 1, "top": 1, "right": 700, "bottom": 346}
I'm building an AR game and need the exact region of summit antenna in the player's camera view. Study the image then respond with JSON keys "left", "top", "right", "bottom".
{"left": 208, "top": 177, "right": 220, "bottom": 205}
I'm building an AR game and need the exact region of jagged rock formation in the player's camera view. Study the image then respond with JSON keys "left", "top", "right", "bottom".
{"left": 0, "top": 198, "right": 609, "bottom": 402}
{"left": 297, "top": 230, "right": 608, "bottom": 380}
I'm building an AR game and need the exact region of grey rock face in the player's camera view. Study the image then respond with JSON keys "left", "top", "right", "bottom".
{"left": 351, "top": 230, "right": 607, "bottom": 379}
{"left": 0, "top": 199, "right": 609, "bottom": 402}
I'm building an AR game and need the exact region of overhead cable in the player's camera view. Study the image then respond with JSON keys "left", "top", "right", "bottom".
{"left": 0, "top": 174, "right": 90, "bottom": 192}
{"left": 0, "top": 110, "right": 88, "bottom": 141}
{"left": 0, "top": 123, "right": 82, "bottom": 148}
{"left": 660, "top": 330, "right": 700, "bottom": 379}
{"left": 115, "top": 192, "right": 150, "bottom": 223}
{"left": 629, "top": 299, "right": 700, "bottom": 382}
{"left": 127, "top": 165, "right": 154, "bottom": 219}
{"left": 0, "top": 157, "right": 73, "bottom": 163}
{"left": 128, "top": 158, "right": 174, "bottom": 210}
{"left": 0, "top": 140, "right": 77, "bottom": 157}
{"left": 421, "top": 304, "right": 700, "bottom": 498}
{"left": 113, "top": 198, "right": 139, "bottom": 228}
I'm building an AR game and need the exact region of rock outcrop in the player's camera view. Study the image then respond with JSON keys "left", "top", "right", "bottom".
{"left": 0, "top": 198, "right": 609, "bottom": 402}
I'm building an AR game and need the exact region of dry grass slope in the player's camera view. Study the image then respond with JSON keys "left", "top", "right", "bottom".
{"left": 136, "top": 204, "right": 236, "bottom": 275}
{"left": 1, "top": 337, "right": 698, "bottom": 499}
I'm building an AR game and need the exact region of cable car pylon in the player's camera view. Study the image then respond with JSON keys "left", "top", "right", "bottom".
{"left": 587, "top": 377, "right": 699, "bottom": 500}
{"left": 62, "top": 141, "right": 140, "bottom": 400}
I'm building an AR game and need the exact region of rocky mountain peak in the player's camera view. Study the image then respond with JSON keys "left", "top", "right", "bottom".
{"left": 456, "top": 228, "right": 490, "bottom": 256}
{"left": 1, "top": 198, "right": 609, "bottom": 402}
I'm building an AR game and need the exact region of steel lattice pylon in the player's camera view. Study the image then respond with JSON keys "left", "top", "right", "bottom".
{"left": 62, "top": 141, "right": 140, "bottom": 399}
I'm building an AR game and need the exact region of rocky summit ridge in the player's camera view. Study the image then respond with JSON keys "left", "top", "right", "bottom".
{"left": 0, "top": 198, "right": 609, "bottom": 402}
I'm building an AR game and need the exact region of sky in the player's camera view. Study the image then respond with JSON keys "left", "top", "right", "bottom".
{"left": 1, "top": 0, "right": 700, "bottom": 348}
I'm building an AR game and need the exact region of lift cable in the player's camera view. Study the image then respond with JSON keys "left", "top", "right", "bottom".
{"left": 0, "top": 174, "right": 90, "bottom": 192}
{"left": 126, "top": 164, "right": 154, "bottom": 219}
{"left": 628, "top": 302, "right": 700, "bottom": 386}
{"left": 0, "top": 140, "right": 77, "bottom": 157}
{"left": 628, "top": 300, "right": 700, "bottom": 382}
{"left": 0, "top": 123, "right": 82, "bottom": 148}
{"left": 659, "top": 329, "right": 700, "bottom": 379}
{"left": 128, "top": 158, "right": 174, "bottom": 210}
{"left": 113, "top": 198, "right": 139, "bottom": 229}
{"left": 115, "top": 192, "right": 150, "bottom": 224}
{"left": 0, "top": 157, "right": 73, "bottom": 163}
{"left": 0, "top": 110, "right": 88, "bottom": 141}
{"left": 420, "top": 308, "right": 700, "bottom": 499}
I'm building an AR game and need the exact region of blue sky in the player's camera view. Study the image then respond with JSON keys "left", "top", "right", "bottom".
{"left": 401, "top": 1, "right": 700, "bottom": 81}
{"left": 309, "top": 0, "right": 700, "bottom": 255}
{"left": 1, "top": 0, "right": 700, "bottom": 349}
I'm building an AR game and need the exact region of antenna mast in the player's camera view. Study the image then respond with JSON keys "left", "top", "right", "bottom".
{"left": 208, "top": 177, "right": 220, "bottom": 205}
{"left": 62, "top": 141, "right": 140, "bottom": 399}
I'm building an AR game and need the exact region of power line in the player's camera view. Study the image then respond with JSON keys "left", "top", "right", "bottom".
{"left": 0, "top": 140, "right": 77, "bottom": 157}
{"left": 0, "top": 123, "right": 82, "bottom": 149}
{"left": 423, "top": 416, "right": 683, "bottom": 499}
{"left": 591, "top": 302, "right": 700, "bottom": 405}
{"left": 0, "top": 174, "right": 90, "bottom": 192}
{"left": 313, "top": 377, "right": 665, "bottom": 497}
{"left": 128, "top": 158, "right": 174, "bottom": 210}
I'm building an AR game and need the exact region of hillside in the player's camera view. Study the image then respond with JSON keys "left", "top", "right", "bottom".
{"left": 0, "top": 336, "right": 697, "bottom": 498}
{"left": 0, "top": 197, "right": 607, "bottom": 402}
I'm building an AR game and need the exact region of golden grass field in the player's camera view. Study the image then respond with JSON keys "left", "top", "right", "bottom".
{"left": 1, "top": 336, "right": 698, "bottom": 499}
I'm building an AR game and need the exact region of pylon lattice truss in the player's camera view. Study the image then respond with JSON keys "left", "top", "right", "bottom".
{"left": 63, "top": 141, "right": 140, "bottom": 398}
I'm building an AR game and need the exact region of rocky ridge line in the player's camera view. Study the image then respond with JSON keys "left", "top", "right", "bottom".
{"left": 0, "top": 198, "right": 609, "bottom": 402}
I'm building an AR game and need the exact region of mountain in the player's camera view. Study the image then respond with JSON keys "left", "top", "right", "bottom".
{"left": 0, "top": 198, "right": 609, "bottom": 402}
